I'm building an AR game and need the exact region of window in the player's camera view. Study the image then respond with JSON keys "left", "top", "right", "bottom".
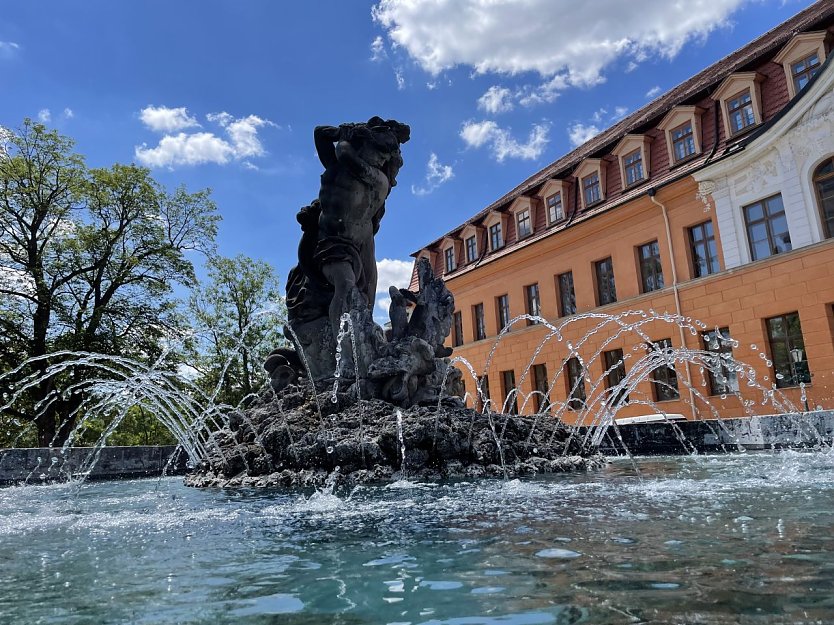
{"left": 473, "top": 303, "right": 486, "bottom": 341}
{"left": 595, "top": 257, "right": 617, "bottom": 306}
{"left": 452, "top": 311, "right": 463, "bottom": 347}
{"left": 500, "top": 369, "right": 518, "bottom": 414}
{"left": 477, "top": 375, "right": 490, "bottom": 411}
{"left": 489, "top": 223, "right": 503, "bottom": 251}
{"left": 603, "top": 348, "right": 628, "bottom": 405}
{"left": 546, "top": 192, "right": 564, "bottom": 223}
{"left": 727, "top": 90, "right": 756, "bottom": 135}
{"left": 557, "top": 271, "right": 576, "bottom": 317}
{"left": 689, "top": 220, "right": 720, "bottom": 278}
{"left": 702, "top": 327, "right": 739, "bottom": 396}
{"left": 671, "top": 122, "right": 696, "bottom": 162}
{"left": 582, "top": 172, "right": 601, "bottom": 206}
{"left": 532, "top": 363, "right": 549, "bottom": 413}
{"left": 565, "top": 357, "right": 586, "bottom": 410}
{"left": 525, "top": 283, "right": 541, "bottom": 325}
{"left": 744, "top": 194, "right": 791, "bottom": 261}
{"left": 496, "top": 294, "right": 510, "bottom": 331}
{"left": 766, "top": 312, "right": 811, "bottom": 388}
{"left": 444, "top": 246, "right": 455, "bottom": 273}
{"left": 649, "top": 338, "right": 680, "bottom": 401}
{"left": 791, "top": 52, "right": 821, "bottom": 94}
{"left": 623, "top": 149, "right": 644, "bottom": 186}
{"left": 638, "top": 240, "right": 664, "bottom": 293}
{"left": 516, "top": 208, "right": 532, "bottom": 238}
{"left": 465, "top": 235, "right": 478, "bottom": 263}
{"left": 814, "top": 157, "right": 834, "bottom": 239}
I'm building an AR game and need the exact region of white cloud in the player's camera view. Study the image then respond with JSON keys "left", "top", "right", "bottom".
{"left": 646, "top": 85, "right": 663, "bottom": 98}
{"left": 477, "top": 86, "right": 514, "bottom": 114}
{"left": 370, "top": 35, "right": 387, "bottom": 61}
{"left": 567, "top": 122, "right": 601, "bottom": 148}
{"left": 613, "top": 106, "right": 628, "bottom": 120}
{"left": 460, "top": 120, "right": 550, "bottom": 162}
{"left": 0, "top": 41, "right": 20, "bottom": 58}
{"left": 62, "top": 108, "right": 74, "bottom": 119}
{"left": 411, "top": 153, "right": 454, "bottom": 196}
{"left": 373, "top": 0, "right": 747, "bottom": 102}
{"left": 37, "top": 109, "right": 51, "bottom": 123}
{"left": 139, "top": 105, "right": 200, "bottom": 133}
{"left": 395, "top": 68, "right": 405, "bottom": 90}
{"left": 374, "top": 258, "right": 414, "bottom": 323}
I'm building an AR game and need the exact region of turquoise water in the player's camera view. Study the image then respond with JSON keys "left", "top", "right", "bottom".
{"left": 2, "top": 452, "right": 834, "bottom": 624}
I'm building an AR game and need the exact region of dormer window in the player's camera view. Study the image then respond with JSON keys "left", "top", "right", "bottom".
{"left": 546, "top": 192, "right": 564, "bottom": 222}
{"left": 658, "top": 106, "right": 704, "bottom": 166}
{"left": 791, "top": 53, "right": 821, "bottom": 93}
{"left": 483, "top": 210, "right": 508, "bottom": 253}
{"left": 727, "top": 90, "right": 756, "bottom": 134}
{"left": 516, "top": 208, "right": 532, "bottom": 238}
{"left": 612, "top": 134, "right": 651, "bottom": 189}
{"left": 712, "top": 72, "right": 764, "bottom": 139}
{"left": 623, "top": 150, "right": 643, "bottom": 185}
{"left": 444, "top": 246, "right": 456, "bottom": 273}
{"left": 465, "top": 235, "right": 478, "bottom": 262}
{"left": 582, "top": 173, "right": 601, "bottom": 206}
{"left": 774, "top": 31, "right": 829, "bottom": 99}
{"left": 672, "top": 122, "right": 696, "bottom": 161}
{"left": 489, "top": 223, "right": 503, "bottom": 250}
{"left": 537, "top": 179, "right": 570, "bottom": 226}
{"left": 574, "top": 159, "right": 607, "bottom": 210}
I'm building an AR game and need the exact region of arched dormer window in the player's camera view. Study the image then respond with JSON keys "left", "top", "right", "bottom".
{"left": 814, "top": 156, "right": 834, "bottom": 239}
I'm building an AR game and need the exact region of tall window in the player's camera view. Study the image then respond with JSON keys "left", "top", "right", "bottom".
{"left": 744, "top": 194, "right": 791, "bottom": 261}
{"left": 727, "top": 90, "right": 756, "bottom": 135}
{"left": 532, "top": 363, "right": 549, "bottom": 413}
{"left": 525, "top": 283, "right": 541, "bottom": 325}
{"left": 623, "top": 149, "right": 644, "bottom": 186}
{"left": 557, "top": 271, "right": 576, "bottom": 317}
{"left": 649, "top": 338, "right": 680, "bottom": 401}
{"left": 766, "top": 312, "right": 811, "bottom": 388}
{"left": 595, "top": 257, "right": 617, "bottom": 306}
{"left": 496, "top": 294, "right": 510, "bottom": 331}
{"left": 516, "top": 209, "right": 532, "bottom": 238}
{"left": 444, "top": 247, "right": 455, "bottom": 273}
{"left": 603, "top": 348, "right": 628, "bottom": 405}
{"left": 671, "top": 122, "right": 696, "bottom": 162}
{"left": 792, "top": 53, "right": 821, "bottom": 93}
{"left": 500, "top": 369, "right": 518, "bottom": 414}
{"left": 582, "top": 173, "right": 601, "bottom": 206}
{"left": 465, "top": 235, "right": 478, "bottom": 263}
{"left": 814, "top": 157, "right": 834, "bottom": 239}
{"left": 452, "top": 311, "right": 463, "bottom": 347}
{"left": 473, "top": 303, "right": 486, "bottom": 341}
{"left": 565, "top": 357, "right": 586, "bottom": 410}
{"left": 477, "top": 375, "right": 490, "bottom": 411}
{"left": 702, "top": 327, "right": 739, "bottom": 395}
{"left": 638, "top": 240, "right": 665, "bottom": 293}
{"left": 689, "top": 220, "right": 720, "bottom": 278}
{"left": 546, "top": 192, "right": 564, "bottom": 223}
{"left": 489, "top": 223, "right": 503, "bottom": 251}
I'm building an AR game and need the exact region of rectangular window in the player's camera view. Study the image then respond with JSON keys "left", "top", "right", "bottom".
{"left": 727, "top": 90, "right": 756, "bottom": 135}
{"left": 557, "top": 271, "right": 576, "bottom": 316}
{"left": 595, "top": 257, "right": 617, "bottom": 306}
{"left": 623, "top": 149, "right": 644, "bottom": 186}
{"left": 649, "top": 338, "right": 680, "bottom": 401}
{"left": 500, "top": 369, "right": 518, "bottom": 415}
{"left": 444, "top": 247, "right": 455, "bottom": 273}
{"left": 702, "top": 327, "right": 739, "bottom": 395}
{"left": 452, "top": 311, "right": 463, "bottom": 347}
{"left": 671, "top": 122, "right": 696, "bottom": 162}
{"left": 744, "top": 194, "right": 791, "bottom": 261}
{"left": 565, "top": 357, "right": 586, "bottom": 410}
{"left": 465, "top": 235, "right": 478, "bottom": 263}
{"left": 532, "top": 363, "right": 549, "bottom": 413}
{"left": 525, "top": 283, "right": 541, "bottom": 325}
{"left": 766, "top": 312, "right": 811, "bottom": 388}
{"left": 477, "top": 375, "right": 490, "bottom": 411}
{"left": 638, "top": 240, "right": 665, "bottom": 293}
{"left": 517, "top": 209, "right": 532, "bottom": 238}
{"left": 689, "top": 220, "right": 720, "bottom": 278}
{"left": 496, "top": 294, "right": 510, "bottom": 331}
{"left": 582, "top": 172, "right": 601, "bottom": 206}
{"left": 473, "top": 303, "right": 486, "bottom": 341}
{"left": 603, "top": 348, "right": 628, "bottom": 405}
{"left": 489, "top": 223, "right": 503, "bottom": 251}
{"left": 792, "top": 53, "right": 820, "bottom": 93}
{"left": 546, "top": 192, "right": 564, "bottom": 223}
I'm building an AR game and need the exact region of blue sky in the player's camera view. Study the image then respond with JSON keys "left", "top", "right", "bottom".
{"left": 0, "top": 0, "right": 816, "bottom": 320}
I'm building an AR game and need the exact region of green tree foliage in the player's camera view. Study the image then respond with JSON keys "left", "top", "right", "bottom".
{"left": 187, "top": 254, "right": 286, "bottom": 408}
{"left": 0, "top": 119, "right": 219, "bottom": 446}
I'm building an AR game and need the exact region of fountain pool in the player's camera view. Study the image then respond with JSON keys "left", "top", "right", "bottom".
{"left": 2, "top": 451, "right": 833, "bottom": 624}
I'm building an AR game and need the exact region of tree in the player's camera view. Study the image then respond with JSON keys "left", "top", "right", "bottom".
{"left": 0, "top": 119, "right": 219, "bottom": 446}
{"left": 187, "top": 254, "right": 286, "bottom": 408}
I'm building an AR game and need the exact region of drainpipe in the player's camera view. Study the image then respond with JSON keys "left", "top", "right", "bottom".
{"left": 648, "top": 187, "right": 698, "bottom": 420}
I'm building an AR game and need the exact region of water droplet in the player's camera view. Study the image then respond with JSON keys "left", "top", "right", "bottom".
{"left": 326, "top": 446, "right": 334, "bottom": 454}
{"left": 750, "top": 344, "right": 757, "bottom": 350}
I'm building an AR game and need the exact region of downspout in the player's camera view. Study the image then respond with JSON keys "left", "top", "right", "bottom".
{"left": 648, "top": 187, "right": 698, "bottom": 421}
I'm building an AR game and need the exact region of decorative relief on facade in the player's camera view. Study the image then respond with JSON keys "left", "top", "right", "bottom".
{"left": 695, "top": 180, "right": 716, "bottom": 211}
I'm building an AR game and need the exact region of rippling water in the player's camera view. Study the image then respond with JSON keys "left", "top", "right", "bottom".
{"left": 2, "top": 452, "right": 834, "bottom": 624}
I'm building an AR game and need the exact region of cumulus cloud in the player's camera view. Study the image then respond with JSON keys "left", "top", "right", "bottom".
{"left": 373, "top": 0, "right": 747, "bottom": 102}
{"left": 477, "top": 86, "right": 514, "bottom": 114}
{"left": 374, "top": 258, "right": 415, "bottom": 323}
{"left": 646, "top": 85, "right": 663, "bottom": 98}
{"left": 460, "top": 120, "right": 550, "bottom": 162}
{"left": 370, "top": 35, "right": 386, "bottom": 61}
{"left": 411, "top": 153, "right": 454, "bottom": 196}
{"left": 37, "top": 109, "right": 51, "bottom": 123}
{"left": 135, "top": 109, "right": 276, "bottom": 169}
{"left": 567, "top": 122, "right": 601, "bottom": 148}
{"left": 62, "top": 108, "right": 74, "bottom": 119}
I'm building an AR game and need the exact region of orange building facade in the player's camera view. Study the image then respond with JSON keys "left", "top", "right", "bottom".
{"left": 411, "top": 2, "right": 834, "bottom": 424}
